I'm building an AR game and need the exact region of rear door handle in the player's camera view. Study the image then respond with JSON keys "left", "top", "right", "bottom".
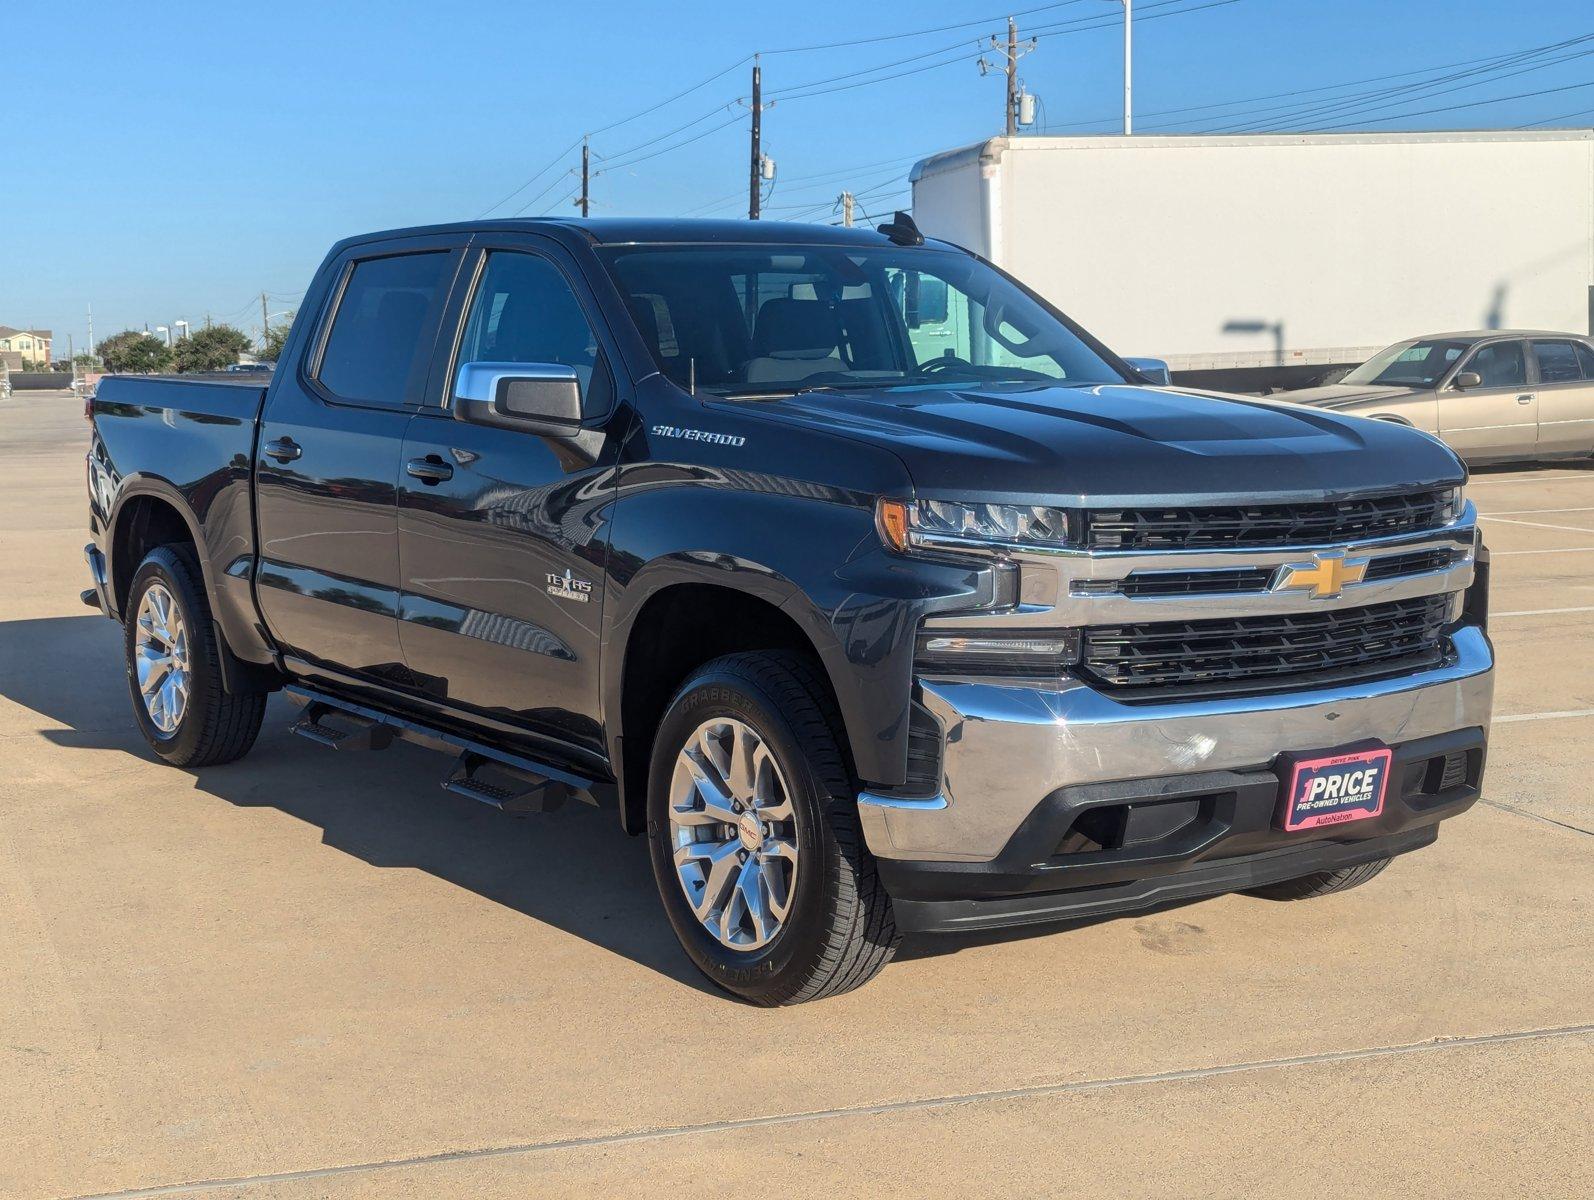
{"left": 263, "top": 436, "right": 302, "bottom": 463}
{"left": 406, "top": 456, "right": 454, "bottom": 484}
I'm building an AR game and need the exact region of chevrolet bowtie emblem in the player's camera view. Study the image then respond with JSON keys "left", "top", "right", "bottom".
{"left": 1274, "top": 551, "right": 1369, "bottom": 599}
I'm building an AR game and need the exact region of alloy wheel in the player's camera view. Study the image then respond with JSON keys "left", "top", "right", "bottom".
{"left": 134, "top": 582, "right": 190, "bottom": 736}
{"left": 667, "top": 717, "right": 799, "bottom": 951}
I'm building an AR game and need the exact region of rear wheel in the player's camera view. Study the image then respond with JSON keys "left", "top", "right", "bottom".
{"left": 646, "top": 651, "right": 898, "bottom": 1005}
{"left": 1246, "top": 857, "right": 1391, "bottom": 901}
{"left": 123, "top": 546, "right": 266, "bottom": 767}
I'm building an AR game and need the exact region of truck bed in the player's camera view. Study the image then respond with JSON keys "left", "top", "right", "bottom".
{"left": 89, "top": 374, "right": 271, "bottom": 661}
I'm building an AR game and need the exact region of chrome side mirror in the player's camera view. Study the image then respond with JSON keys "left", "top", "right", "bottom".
{"left": 1124, "top": 356, "right": 1173, "bottom": 386}
{"left": 453, "top": 361, "right": 582, "bottom": 434}
{"left": 1452, "top": 371, "right": 1483, "bottom": 391}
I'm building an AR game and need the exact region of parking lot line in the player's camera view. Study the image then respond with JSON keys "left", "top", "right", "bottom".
{"left": 61, "top": 1023, "right": 1594, "bottom": 1200}
{"left": 1484, "top": 507, "right": 1594, "bottom": 516}
{"left": 1495, "top": 708, "right": 1594, "bottom": 724}
{"left": 1492, "top": 605, "right": 1594, "bottom": 618}
{"left": 1480, "top": 515, "right": 1594, "bottom": 534}
{"left": 1492, "top": 546, "right": 1594, "bottom": 556}
{"left": 1466, "top": 472, "right": 1594, "bottom": 487}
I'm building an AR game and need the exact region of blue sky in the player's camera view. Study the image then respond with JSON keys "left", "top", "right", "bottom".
{"left": 4, "top": 0, "right": 1592, "bottom": 353}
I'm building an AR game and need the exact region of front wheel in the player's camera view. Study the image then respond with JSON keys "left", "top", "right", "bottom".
{"left": 1245, "top": 857, "right": 1391, "bottom": 901}
{"left": 646, "top": 652, "right": 898, "bottom": 1005}
{"left": 123, "top": 546, "right": 266, "bottom": 767}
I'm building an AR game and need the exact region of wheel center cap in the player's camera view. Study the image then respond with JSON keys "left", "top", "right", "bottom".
{"left": 737, "top": 811, "right": 763, "bottom": 851}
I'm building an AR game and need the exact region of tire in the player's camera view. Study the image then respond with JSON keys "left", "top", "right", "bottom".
{"left": 1245, "top": 856, "right": 1391, "bottom": 901}
{"left": 123, "top": 545, "right": 266, "bottom": 768}
{"left": 646, "top": 651, "right": 899, "bottom": 1005}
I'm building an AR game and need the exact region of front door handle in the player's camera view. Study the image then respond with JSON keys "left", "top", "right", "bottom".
{"left": 1517, "top": 394, "right": 1535, "bottom": 405}
{"left": 406, "top": 456, "right": 454, "bottom": 484}
{"left": 263, "top": 436, "right": 302, "bottom": 463}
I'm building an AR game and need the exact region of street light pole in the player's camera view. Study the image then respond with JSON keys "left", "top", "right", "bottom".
{"left": 1121, "top": 0, "right": 1133, "bottom": 136}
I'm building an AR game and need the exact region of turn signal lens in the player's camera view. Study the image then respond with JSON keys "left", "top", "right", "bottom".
{"left": 876, "top": 498, "right": 911, "bottom": 552}
{"left": 914, "top": 628, "right": 1081, "bottom": 677}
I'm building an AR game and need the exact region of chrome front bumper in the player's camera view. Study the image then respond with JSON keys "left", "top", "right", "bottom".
{"left": 859, "top": 623, "right": 1494, "bottom": 863}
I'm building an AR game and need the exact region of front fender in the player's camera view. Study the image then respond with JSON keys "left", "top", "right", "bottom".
{"left": 602, "top": 475, "right": 993, "bottom": 787}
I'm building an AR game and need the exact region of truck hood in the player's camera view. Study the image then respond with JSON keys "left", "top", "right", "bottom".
{"left": 1280, "top": 382, "right": 1423, "bottom": 409}
{"left": 734, "top": 381, "right": 1462, "bottom": 505}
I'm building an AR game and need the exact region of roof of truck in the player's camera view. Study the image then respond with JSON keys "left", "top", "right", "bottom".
{"left": 334, "top": 216, "right": 945, "bottom": 251}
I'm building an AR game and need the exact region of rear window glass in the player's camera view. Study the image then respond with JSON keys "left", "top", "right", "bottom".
{"left": 1534, "top": 340, "right": 1585, "bottom": 384}
{"left": 317, "top": 252, "right": 454, "bottom": 406}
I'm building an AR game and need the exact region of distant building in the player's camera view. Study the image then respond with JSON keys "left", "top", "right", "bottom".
{"left": 0, "top": 326, "right": 53, "bottom": 370}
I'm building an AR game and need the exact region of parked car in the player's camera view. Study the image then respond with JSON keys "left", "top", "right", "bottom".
{"left": 82, "top": 216, "right": 1493, "bottom": 1005}
{"left": 1283, "top": 331, "right": 1594, "bottom": 464}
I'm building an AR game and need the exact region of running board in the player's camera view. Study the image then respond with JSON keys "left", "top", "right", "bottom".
{"left": 283, "top": 685, "right": 613, "bottom": 812}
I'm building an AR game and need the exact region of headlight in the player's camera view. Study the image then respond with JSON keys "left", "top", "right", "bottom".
{"left": 1438, "top": 485, "right": 1467, "bottom": 524}
{"left": 877, "top": 498, "right": 1071, "bottom": 555}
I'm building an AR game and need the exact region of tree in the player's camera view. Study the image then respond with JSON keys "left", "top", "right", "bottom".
{"left": 175, "top": 324, "right": 252, "bottom": 373}
{"left": 98, "top": 331, "right": 174, "bottom": 374}
{"left": 260, "top": 319, "right": 293, "bottom": 363}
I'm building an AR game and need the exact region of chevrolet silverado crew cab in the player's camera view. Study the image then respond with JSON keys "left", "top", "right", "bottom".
{"left": 84, "top": 215, "right": 1494, "bottom": 1005}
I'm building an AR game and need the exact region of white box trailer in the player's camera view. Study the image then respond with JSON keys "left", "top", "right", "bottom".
{"left": 909, "top": 129, "right": 1594, "bottom": 390}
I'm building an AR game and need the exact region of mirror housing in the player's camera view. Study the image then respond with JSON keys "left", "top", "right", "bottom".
{"left": 1124, "top": 356, "right": 1173, "bottom": 386}
{"left": 453, "top": 362, "right": 582, "bottom": 434}
{"left": 1453, "top": 370, "right": 1483, "bottom": 391}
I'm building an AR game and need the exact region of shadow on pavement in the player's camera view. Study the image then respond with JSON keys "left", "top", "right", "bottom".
{"left": 0, "top": 613, "right": 718, "bottom": 998}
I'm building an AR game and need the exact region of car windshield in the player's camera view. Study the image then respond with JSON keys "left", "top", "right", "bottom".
{"left": 595, "top": 242, "right": 1125, "bottom": 396}
{"left": 1341, "top": 338, "right": 1472, "bottom": 388}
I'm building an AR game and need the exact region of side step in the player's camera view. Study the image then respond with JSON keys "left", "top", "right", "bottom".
{"left": 290, "top": 702, "right": 395, "bottom": 752}
{"left": 283, "top": 684, "right": 613, "bottom": 814}
{"left": 444, "top": 753, "right": 570, "bottom": 814}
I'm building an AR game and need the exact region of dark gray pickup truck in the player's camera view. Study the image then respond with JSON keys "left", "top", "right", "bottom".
{"left": 84, "top": 215, "right": 1494, "bottom": 1004}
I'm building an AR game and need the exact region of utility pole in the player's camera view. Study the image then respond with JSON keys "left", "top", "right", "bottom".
{"left": 260, "top": 292, "right": 270, "bottom": 349}
{"left": 748, "top": 55, "right": 763, "bottom": 220}
{"left": 86, "top": 303, "right": 94, "bottom": 358}
{"left": 1005, "top": 17, "right": 1018, "bottom": 137}
{"left": 982, "top": 19, "right": 1036, "bottom": 136}
{"left": 579, "top": 135, "right": 590, "bottom": 217}
{"left": 839, "top": 191, "right": 854, "bottom": 228}
{"left": 1121, "top": 0, "right": 1133, "bottom": 135}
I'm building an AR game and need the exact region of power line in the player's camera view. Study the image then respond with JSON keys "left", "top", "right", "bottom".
{"left": 1043, "top": 38, "right": 1585, "bottom": 132}
{"left": 1519, "top": 104, "right": 1594, "bottom": 127}
{"left": 762, "top": 0, "right": 1092, "bottom": 55}
{"left": 480, "top": 136, "right": 583, "bottom": 218}
{"left": 1219, "top": 36, "right": 1594, "bottom": 132}
{"left": 1318, "top": 77, "right": 1594, "bottom": 129}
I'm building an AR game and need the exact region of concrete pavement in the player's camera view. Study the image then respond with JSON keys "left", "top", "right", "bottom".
{"left": 1, "top": 390, "right": 1590, "bottom": 1198}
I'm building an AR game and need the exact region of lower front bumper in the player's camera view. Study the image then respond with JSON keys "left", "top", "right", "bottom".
{"left": 859, "top": 624, "right": 1494, "bottom": 863}
{"left": 879, "top": 725, "right": 1483, "bottom": 934}
{"left": 886, "top": 825, "right": 1438, "bottom": 934}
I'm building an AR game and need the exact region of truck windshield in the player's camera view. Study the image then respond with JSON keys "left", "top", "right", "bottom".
{"left": 595, "top": 243, "right": 1125, "bottom": 396}
{"left": 1341, "top": 339, "right": 1472, "bottom": 388}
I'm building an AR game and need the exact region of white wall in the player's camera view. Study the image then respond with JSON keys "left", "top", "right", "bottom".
{"left": 914, "top": 132, "right": 1594, "bottom": 368}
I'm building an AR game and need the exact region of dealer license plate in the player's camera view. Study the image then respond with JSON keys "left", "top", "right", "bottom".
{"left": 1278, "top": 746, "right": 1392, "bottom": 832}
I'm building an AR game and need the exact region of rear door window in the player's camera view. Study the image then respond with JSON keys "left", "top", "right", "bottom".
{"left": 316, "top": 251, "right": 456, "bottom": 407}
{"left": 1532, "top": 340, "right": 1586, "bottom": 384}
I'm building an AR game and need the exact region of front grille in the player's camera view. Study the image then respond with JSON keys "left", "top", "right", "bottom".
{"left": 1363, "top": 547, "right": 1457, "bottom": 581}
{"left": 1112, "top": 568, "right": 1276, "bottom": 597}
{"left": 1084, "top": 490, "right": 1452, "bottom": 551}
{"left": 1080, "top": 594, "right": 1451, "bottom": 697}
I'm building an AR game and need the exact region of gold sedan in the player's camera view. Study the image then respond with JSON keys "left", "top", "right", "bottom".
{"left": 1284, "top": 330, "right": 1594, "bottom": 465}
